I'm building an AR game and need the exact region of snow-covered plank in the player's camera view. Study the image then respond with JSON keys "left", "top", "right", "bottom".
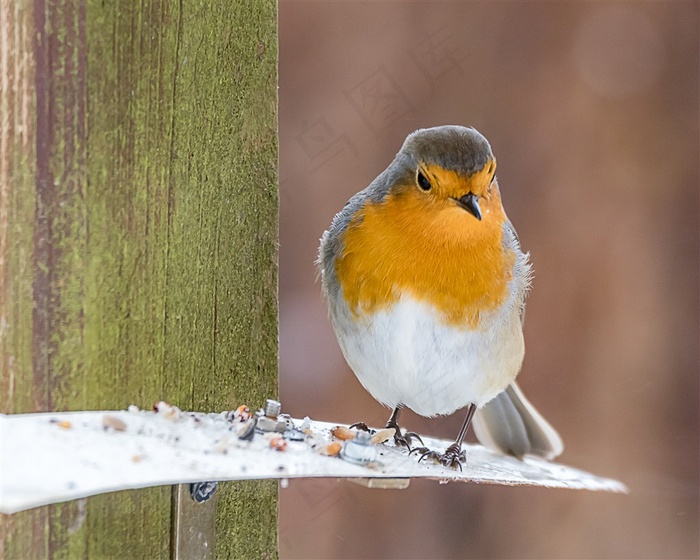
{"left": 0, "top": 406, "right": 627, "bottom": 514}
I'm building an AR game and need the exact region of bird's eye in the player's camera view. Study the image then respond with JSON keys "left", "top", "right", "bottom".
{"left": 416, "top": 170, "right": 431, "bottom": 191}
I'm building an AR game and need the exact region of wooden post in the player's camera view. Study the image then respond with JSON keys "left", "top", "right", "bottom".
{"left": 0, "top": 0, "right": 279, "bottom": 557}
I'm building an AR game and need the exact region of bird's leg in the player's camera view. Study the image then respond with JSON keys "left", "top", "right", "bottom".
{"left": 385, "top": 406, "right": 423, "bottom": 449}
{"left": 411, "top": 403, "right": 477, "bottom": 471}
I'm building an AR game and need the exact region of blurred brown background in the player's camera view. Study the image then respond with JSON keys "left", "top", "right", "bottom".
{"left": 277, "top": 2, "right": 699, "bottom": 559}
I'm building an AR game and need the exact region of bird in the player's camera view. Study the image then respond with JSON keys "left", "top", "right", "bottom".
{"left": 318, "top": 125, "right": 563, "bottom": 469}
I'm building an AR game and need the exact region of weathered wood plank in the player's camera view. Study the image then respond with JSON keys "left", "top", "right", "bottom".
{"left": 1, "top": 1, "right": 43, "bottom": 557}
{"left": 0, "top": 0, "right": 278, "bottom": 558}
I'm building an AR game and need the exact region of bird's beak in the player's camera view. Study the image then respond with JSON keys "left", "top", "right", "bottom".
{"left": 454, "top": 193, "right": 482, "bottom": 221}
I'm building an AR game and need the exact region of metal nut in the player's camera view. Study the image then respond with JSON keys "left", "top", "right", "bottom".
{"left": 264, "top": 399, "right": 281, "bottom": 417}
{"left": 256, "top": 415, "right": 278, "bottom": 433}
{"left": 340, "top": 431, "right": 377, "bottom": 466}
{"left": 283, "top": 427, "right": 305, "bottom": 441}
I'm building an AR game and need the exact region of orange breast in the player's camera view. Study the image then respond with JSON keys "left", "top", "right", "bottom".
{"left": 335, "top": 186, "right": 514, "bottom": 329}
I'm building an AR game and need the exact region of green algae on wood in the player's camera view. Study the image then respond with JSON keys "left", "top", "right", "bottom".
{"left": 0, "top": 0, "right": 279, "bottom": 558}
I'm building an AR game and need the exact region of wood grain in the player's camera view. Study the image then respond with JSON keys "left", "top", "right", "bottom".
{"left": 0, "top": 0, "right": 279, "bottom": 557}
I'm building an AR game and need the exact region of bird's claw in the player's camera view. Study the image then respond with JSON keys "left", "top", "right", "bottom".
{"left": 409, "top": 446, "right": 434, "bottom": 460}
{"left": 349, "top": 422, "right": 375, "bottom": 434}
{"left": 350, "top": 420, "right": 424, "bottom": 451}
{"left": 410, "top": 443, "right": 466, "bottom": 471}
{"left": 395, "top": 430, "right": 423, "bottom": 450}
{"left": 385, "top": 420, "right": 423, "bottom": 450}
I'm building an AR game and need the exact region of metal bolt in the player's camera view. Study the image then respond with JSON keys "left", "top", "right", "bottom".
{"left": 189, "top": 481, "right": 218, "bottom": 503}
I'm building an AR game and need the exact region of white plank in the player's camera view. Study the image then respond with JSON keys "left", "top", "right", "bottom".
{"left": 0, "top": 407, "right": 627, "bottom": 514}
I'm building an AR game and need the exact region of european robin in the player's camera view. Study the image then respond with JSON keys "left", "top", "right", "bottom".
{"left": 318, "top": 126, "right": 563, "bottom": 468}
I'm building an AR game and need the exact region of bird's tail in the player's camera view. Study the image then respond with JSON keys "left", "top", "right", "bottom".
{"left": 473, "top": 382, "right": 564, "bottom": 460}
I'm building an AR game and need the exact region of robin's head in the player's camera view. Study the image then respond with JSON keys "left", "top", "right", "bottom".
{"left": 330, "top": 125, "right": 515, "bottom": 326}
{"left": 385, "top": 126, "right": 499, "bottom": 223}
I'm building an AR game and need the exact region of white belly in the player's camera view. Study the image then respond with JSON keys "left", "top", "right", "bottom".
{"left": 331, "top": 296, "right": 524, "bottom": 417}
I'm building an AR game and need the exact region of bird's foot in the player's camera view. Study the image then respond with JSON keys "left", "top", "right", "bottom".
{"left": 410, "top": 443, "right": 466, "bottom": 471}
{"left": 385, "top": 419, "right": 423, "bottom": 450}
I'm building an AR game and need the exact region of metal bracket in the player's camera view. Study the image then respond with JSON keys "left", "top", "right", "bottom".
{"left": 171, "top": 483, "right": 218, "bottom": 560}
